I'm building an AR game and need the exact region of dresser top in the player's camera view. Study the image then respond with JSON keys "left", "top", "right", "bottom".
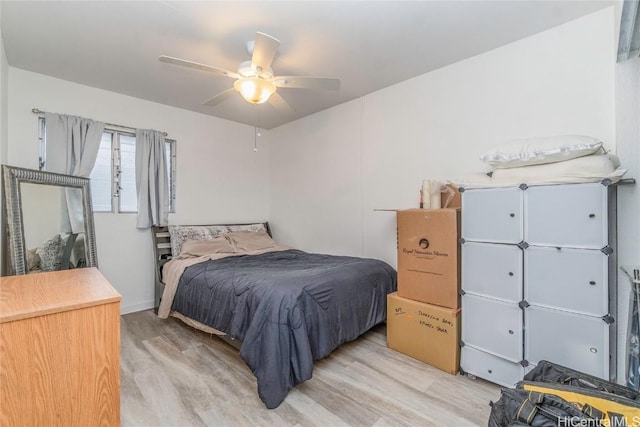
{"left": 0, "top": 267, "right": 121, "bottom": 323}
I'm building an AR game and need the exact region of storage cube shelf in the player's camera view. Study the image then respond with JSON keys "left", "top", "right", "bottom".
{"left": 461, "top": 242, "right": 523, "bottom": 302}
{"left": 459, "top": 182, "right": 617, "bottom": 388}
{"left": 524, "top": 246, "right": 609, "bottom": 316}
{"left": 460, "top": 187, "right": 523, "bottom": 244}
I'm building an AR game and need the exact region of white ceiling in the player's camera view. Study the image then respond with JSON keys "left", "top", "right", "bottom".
{"left": 1, "top": 1, "right": 613, "bottom": 129}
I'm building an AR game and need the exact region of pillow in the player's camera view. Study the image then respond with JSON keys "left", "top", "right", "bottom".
{"left": 70, "top": 233, "right": 85, "bottom": 268}
{"left": 225, "top": 230, "right": 277, "bottom": 252}
{"left": 37, "top": 234, "right": 65, "bottom": 272}
{"left": 27, "top": 248, "right": 41, "bottom": 271}
{"left": 480, "top": 135, "right": 604, "bottom": 169}
{"left": 168, "top": 224, "right": 268, "bottom": 257}
{"left": 449, "top": 172, "right": 494, "bottom": 189}
{"left": 490, "top": 154, "right": 625, "bottom": 186}
{"left": 178, "top": 237, "right": 235, "bottom": 258}
{"left": 226, "top": 223, "right": 267, "bottom": 234}
{"left": 168, "top": 225, "right": 219, "bottom": 257}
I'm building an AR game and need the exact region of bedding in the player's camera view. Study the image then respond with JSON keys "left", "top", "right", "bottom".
{"left": 453, "top": 154, "right": 625, "bottom": 189}
{"left": 37, "top": 234, "right": 66, "bottom": 271}
{"left": 168, "top": 223, "right": 268, "bottom": 257}
{"left": 225, "top": 230, "right": 278, "bottom": 251}
{"left": 33, "top": 232, "right": 78, "bottom": 272}
{"left": 27, "top": 248, "right": 41, "bottom": 271}
{"left": 490, "top": 153, "right": 624, "bottom": 184}
{"left": 158, "top": 245, "right": 396, "bottom": 409}
{"left": 178, "top": 236, "right": 235, "bottom": 256}
{"left": 168, "top": 225, "right": 218, "bottom": 257}
{"left": 480, "top": 135, "right": 604, "bottom": 168}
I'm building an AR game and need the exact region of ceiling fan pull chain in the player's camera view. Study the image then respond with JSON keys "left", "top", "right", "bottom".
{"left": 254, "top": 104, "right": 261, "bottom": 152}
{"left": 254, "top": 126, "right": 258, "bottom": 152}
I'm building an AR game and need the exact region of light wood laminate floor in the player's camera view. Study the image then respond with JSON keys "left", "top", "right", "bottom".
{"left": 121, "top": 310, "right": 500, "bottom": 426}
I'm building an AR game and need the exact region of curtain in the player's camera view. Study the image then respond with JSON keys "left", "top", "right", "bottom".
{"left": 44, "top": 112, "right": 105, "bottom": 233}
{"left": 135, "top": 129, "right": 169, "bottom": 229}
{"left": 618, "top": 0, "right": 640, "bottom": 62}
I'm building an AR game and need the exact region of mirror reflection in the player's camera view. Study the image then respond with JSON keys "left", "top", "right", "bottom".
{"left": 2, "top": 165, "right": 98, "bottom": 276}
{"left": 20, "top": 183, "right": 87, "bottom": 272}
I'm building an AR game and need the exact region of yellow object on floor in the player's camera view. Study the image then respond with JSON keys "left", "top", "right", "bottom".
{"left": 520, "top": 381, "right": 640, "bottom": 425}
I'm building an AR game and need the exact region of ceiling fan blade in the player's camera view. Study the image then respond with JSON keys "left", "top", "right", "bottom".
{"left": 273, "top": 77, "right": 340, "bottom": 91}
{"left": 202, "top": 88, "right": 236, "bottom": 106}
{"left": 159, "top": 55, "right": 239, "bottom": 79}
{"left": 268, "top": 92, "right": 295, "bottom": 116}
{"left": 251, "top": 32, "right": 280, "bottom": 74}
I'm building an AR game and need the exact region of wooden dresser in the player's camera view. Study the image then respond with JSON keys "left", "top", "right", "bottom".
{"left": 0, "top": 268, "right": 121, "bottom": 426}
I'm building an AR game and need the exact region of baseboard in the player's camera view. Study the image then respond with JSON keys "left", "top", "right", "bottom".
{"left": 120, "top": 299, "right": 155, "bottom": 315}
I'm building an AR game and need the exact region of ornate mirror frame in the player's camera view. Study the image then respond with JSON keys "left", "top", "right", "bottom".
{"left": 2, "top": 165, "right": 98, "bottom": 275}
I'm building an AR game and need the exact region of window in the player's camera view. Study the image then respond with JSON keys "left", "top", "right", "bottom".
{"left": 38, "top": 117, "right": 176, "bottom": 213}
{"left": 90, "top": 132, "right": 113, "bottom": 211}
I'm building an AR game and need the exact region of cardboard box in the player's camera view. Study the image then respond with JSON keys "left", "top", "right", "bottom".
{"left": 387, "top": 292, "right": 460, "bottom": 374}
{"left": 397, "top": 208, "right": 461, "bottom": 308}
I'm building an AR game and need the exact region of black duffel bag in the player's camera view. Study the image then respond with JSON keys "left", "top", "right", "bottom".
{"left": 525, "top": 360, "right": 640, "bottom": 402}
{"left": 488, "top": 388, "right": 603, "bottom": 427}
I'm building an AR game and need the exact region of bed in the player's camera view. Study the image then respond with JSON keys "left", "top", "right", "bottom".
{"left": 152, "top": 223, "right": 397, "bottom": 409}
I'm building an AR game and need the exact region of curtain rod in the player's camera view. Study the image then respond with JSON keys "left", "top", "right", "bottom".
{"left": 31, "top": 108, "right": 168, "bottom": 137}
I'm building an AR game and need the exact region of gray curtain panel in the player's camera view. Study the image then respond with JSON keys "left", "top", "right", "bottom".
{"left": 44, "top": 112, "right": 105, "bottom": 233}
{"left": 135, "top": 129, "right": 169, "bottom": 228}
{"left": 618, "top": 0, "right": 640, "bottom": 62}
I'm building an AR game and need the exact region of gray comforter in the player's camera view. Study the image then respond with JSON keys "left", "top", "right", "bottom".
{"left": 171, "top": 249, "right": 397, "bottom": 409}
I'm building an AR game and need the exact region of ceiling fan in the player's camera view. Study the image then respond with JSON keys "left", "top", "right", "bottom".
{"left": 159, "top": 32, "right": 340, "bottom": 115}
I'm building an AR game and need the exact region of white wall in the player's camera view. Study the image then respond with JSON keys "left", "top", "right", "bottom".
{"left": 270, "top": 8, "right": 616, "bottom": 266}
{"left": 268, "top": 100, "right": 364, "bottom": 255}
{"left": 7, "top": 69, "right": 269, "bottom": 313}
{"left": 363, "top": 8, "right": 615, "bottom": 265}
{"left": 0, "top": 7, "right": 7, "bottom": 163}
{"left": 0, "top": 2, "right": 9, "bottom": 268}
{"left": 615, "top": 56, "right": 640, "bottom": 383}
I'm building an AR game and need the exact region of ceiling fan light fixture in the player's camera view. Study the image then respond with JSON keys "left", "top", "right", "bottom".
{"left": 234, "top": 77, "right": 276, "bottom": 104}
{"left": 162, "top": 32, "right": 338, "bottom": 114}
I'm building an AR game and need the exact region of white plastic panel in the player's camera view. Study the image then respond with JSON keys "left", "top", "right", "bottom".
{"left": 525, "top": 306, "right": 610, "bottom": 380}
{"left": 461, "top": 345, "right": 525, "bottom": 388}
{"left": 524, "top": 183, "right": 608, "bottom": 249}
{"left": 462, "top": 187, "right": 523, "bottom": 244}
{"left": 462, "top": 294, "right": 522, "bottom": 362}
{"left": 462, "top": 242, "right": 523, "bottom": 302}
{"left": 524, "top": 246, "right": 608, "bottom": 316}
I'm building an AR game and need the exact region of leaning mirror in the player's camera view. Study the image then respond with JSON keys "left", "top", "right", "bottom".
{"left": 2, "top": 165, "right": 98, "bottom": 275}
